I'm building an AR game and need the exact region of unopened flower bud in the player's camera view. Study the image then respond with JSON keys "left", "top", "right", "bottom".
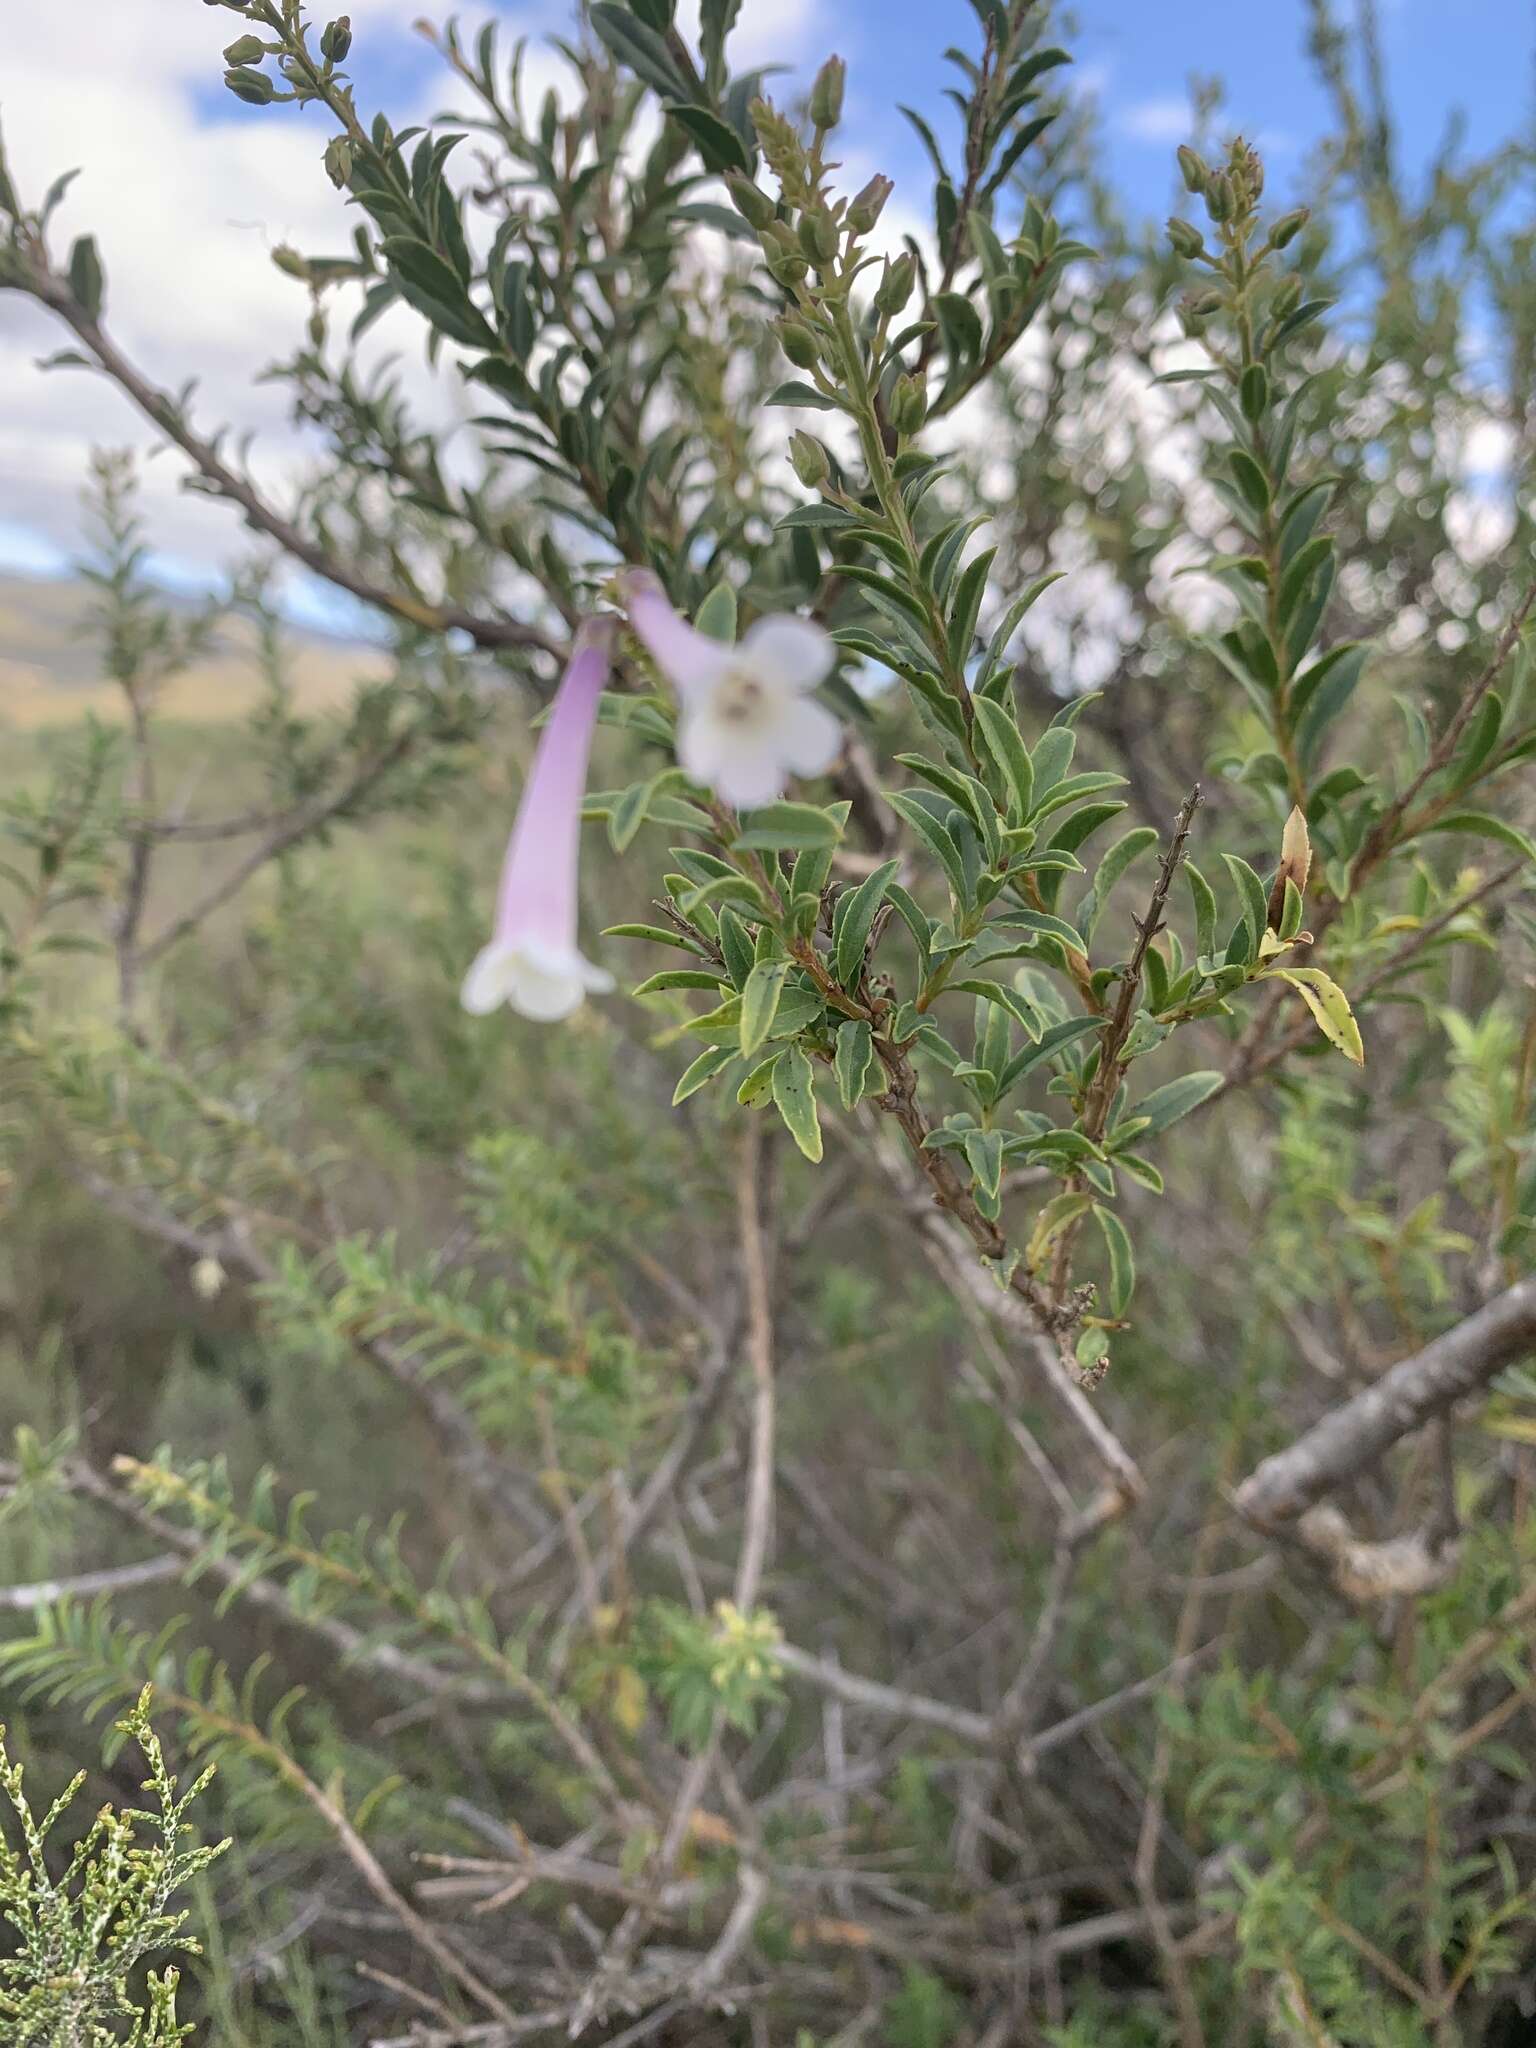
{"left": 1233, "top": 141, "right": 1264, "bottom": 199}
{"left": 323, "top": 136, "right": 353, "bottom": 190}
{"left": 761, "top": 220, "right": 809, "bottom": 285}
{"left": 778, "top": 319, "right": 820, "bottom": 370}
{"left": 320, "top": 15, "right": 352, "bottom": 62}
{"left": 1179, "top": 287, "right": 1224, "bottom": 331}
{"left": 1204, "top": 172, "right": 1234, "bottom": 222}
{"left": 1271, "top": 274, "right": 1303, "bottom": 318}
{"left": 1269, "top": 207, "right": 1309, "bottom": 249}
{"left": 224, "top": 65, "right": 275, "bottom": 105}
{"left": 874, "top": 253, "right": 915, "bottom": 316}
{"left": 846, "top": 174, "right": 893, "bottom": 235}
{"left": 1166, "top": 217, "right": 1204, "bottom": 259}
{"left": 809, "top": 54, "right": 845, "bottom": 131}
{"left": 1177, "top": 145, "right": 1208, "bottom": 194}
{"left": 889, "top": 370, "right": 927, "bottom": 436}
{"left": 797, "top": 209, "right": 840, "bottom": 266}
{"left": 725, "top": 174, "right": 776, "bottom": 230}
{"left": 271, "top": 244, "right": 309, "bottom": 279}
{"left": 789, "top": 430, "right": 830, "bottom": 487}
{"left": 223, "top": 34, "right": 265, "bottom": 63}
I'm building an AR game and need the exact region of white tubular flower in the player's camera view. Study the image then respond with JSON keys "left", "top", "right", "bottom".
{"left": 622, "top": 571, "right": 842, "bottom": 809}
{"left": 461, "top": 620, "right": 617, "bottom": 1024}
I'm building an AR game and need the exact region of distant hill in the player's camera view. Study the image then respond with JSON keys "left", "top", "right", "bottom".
{"left": 0, "top": 574, "right": 387, "bottom": 729}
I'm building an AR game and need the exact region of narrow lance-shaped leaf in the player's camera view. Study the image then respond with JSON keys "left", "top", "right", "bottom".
{"left": 833, "top": 859, "right": 901, "bottom": 988}
{"left": 772, "top": 1044, "right": 824, "bottom": 1162}
{"left": 834, "top": 1020, "right": 881, "bottom": 1109}
{"left": 739, "top": 959, "right": 790, "bottom": 1059}
{"left": 1270, "top": 966, "right": 1365, "bottom": 1065}
{"left": 1092, "top": 1205, "right": 1135, "bottom": 1317}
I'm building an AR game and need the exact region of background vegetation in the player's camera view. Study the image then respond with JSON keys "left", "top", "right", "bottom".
{"left": 1, "top": 1, "right": 1535, "bottom": 2042}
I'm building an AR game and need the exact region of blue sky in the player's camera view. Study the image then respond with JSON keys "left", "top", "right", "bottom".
{"left": 0, "top": 0, "right": 1529, "bottom": 611}
{"left": 870, "top": 0, "right": 1534, "bottom": 211}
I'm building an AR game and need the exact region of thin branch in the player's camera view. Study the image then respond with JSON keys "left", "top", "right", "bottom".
{"left": 1235, "top": 1278, "right": 1536, "bottom": 1526}
{"left": 772, "top": 1642, "right": 995, "bottom": 1746}
{"left": 136, "top": 729, "right": 415, "bottom": 966}
{"left": 1082, "top": 785, "right": 1203, "bottom": 1142}
{"left": 858, "top": 1108, "right": 1144, "bottom": 1506}
{"left": 17, "top": 254, "right": 563, "bottom": 662}
{"left": 0, "top": 1554, "right": 185, "bottom": 1608}
{"left": 734, "top": 1120, "right": 777, "bottom": 1613}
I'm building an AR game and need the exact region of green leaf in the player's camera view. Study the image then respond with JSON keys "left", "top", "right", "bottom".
{"left": 946, "top": 545, "right": 996, "bottom": 667}
{"left": 1270, "top": 966, "right": 1365, "bottom": 1065}
{"left": 997, "top": 1013, "right": 1100, "bottom": 1093}
{"left": 833, "top": 858, "right": 900, "bottom": 987}
{"left": 1227, "top": 448, "right": 1271, "bottom": 514}
{"left": 693, "top": 580, "right": 739, "bottom": 643}
{"left": 67, "top": 235, "right": 105, "bottom": 320}
{"left": 604, "top": 922, "right": 707, "bottom": 954}
{"left": 1028, "top": 726, "right": 1076, "bottom": 805}
{"left": 740, "top": 959, "right": 790, "bottom": 1059}
{"left": 665, "top": 101, "right": 752, "bottom": 174}
{"left": 1184, "top": 862, "right": 1217, "bottom": 958}
{"left": 590, "top": 2, "right": 690, "bottom": 98}
{"left": 935, "top": 290, "right": 984, "bottom": 365}
{"left": 608, "top": 775, "right": 659, "bottom": 853}
{"left": 1222, "top": 853, "right": 1269, "bottom": 954}
{"left": 885, "top": 883, "right": 933, "bottom": 975}
{"left": 995, "top": 909, "right": 1087, "bottom": 954}
{"left": 886, "top": 791, "right": 970, "bottom": 904}
{"left": 1127, "top": 1071, "right": 1222, "bottom": 1137}
{"left": 1077, "top": 827, "right": 1158, "bottom": 941}
{"left": 1411, "top": 812, "right": 1536, "bottom": 865}
{"left": 772, "top": 1045, "right": 824, "bottom": 1161}
{"left": 778, "top": 503, "right": 861, "bottom": 531}
{"left": 834, "top": 1020, "right": 881, "bottom": 1109}
{"left": 736, "top": 802, "right": 842, "bottom": 851}
{"left": 971, "top": 696, "right": 1034, "bottom": 820}
{"left": 1026, "top": 1191, "right": 1092, "bottom": 1270}
{"left": 632, "top": 969, "right": 727, "bottom": 995}
{"left": 964, "top": 1128, "right": 1005, "bottom": 1202}
{"left": 1294, "top": 643, "right": 1367, "bottom": 765}
{"left": 673, "top": 1045, "right": 737, "bottom": 1104}
{"left": 1092, "top": 1205, "right": 1135, "bottom": 1316}
{"left": 766, "top": 380, "right": 840, "bottom": 410}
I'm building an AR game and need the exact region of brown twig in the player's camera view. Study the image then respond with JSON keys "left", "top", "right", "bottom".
{"left": 1235, "top": 1278, "right": 1536, "bottom": 1527}
{"left": 17, "top": 254, "right": 563, "bottom": 663}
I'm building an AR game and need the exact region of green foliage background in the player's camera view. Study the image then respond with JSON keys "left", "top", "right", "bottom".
{"left": 1, "top": 0, "right": 1536, "bottom": 2042}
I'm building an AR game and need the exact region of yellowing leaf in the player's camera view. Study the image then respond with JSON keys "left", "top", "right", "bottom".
{"left": 1270, "top": 966, "right": 1365, "bottom": 1065}
{"left": 1483, "top": 1412, "right": 1536, "bottom": 1447}
{"left": 608, "top": 1665, "right": 649, "bottom": 1736}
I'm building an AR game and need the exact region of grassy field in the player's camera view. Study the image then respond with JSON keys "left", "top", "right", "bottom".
{"left": 0, "top": 572, "right": 386, "bottom": 729}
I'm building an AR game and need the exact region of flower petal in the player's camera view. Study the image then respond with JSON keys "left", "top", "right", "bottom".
{"left": 774, "top": 693, "right": 843, "bottom": 777}
{"left": 740, "top": 611, "right": 836, "bottom": 694}
{"left": 624, "top": 572, "right": 733, "bottom": 707}
{"left": 461, "top": 938, "right": 612, "bottom": 1022}
{"left": 679, "top": 707, "right": 789, "bottom": 809}
{"left": 461, "top": 940, "right": 520, "bottom": 1016}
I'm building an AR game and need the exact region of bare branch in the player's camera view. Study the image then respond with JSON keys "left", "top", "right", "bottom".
{"left": 16, "top": 254, "right": 563, "bottom": 663}
{"left": 1235, "top": 1278, "right": 1536, "bottom": 1526}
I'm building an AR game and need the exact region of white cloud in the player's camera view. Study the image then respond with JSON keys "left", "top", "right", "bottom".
{"left": 0, "top": 2, "right": 480, "bottom": 593}
{"left": 0, "top": 0, "right": 824, "bottom": 599}
{"left": 1117, "top": 97, "right": 1191, "bottom": 145}
{"left": 678, "top": 0, "right": 823, "bottom": 68}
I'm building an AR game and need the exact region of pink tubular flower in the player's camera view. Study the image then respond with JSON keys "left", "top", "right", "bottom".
{"left": 622, "top": 571, "right": 842, "bottom": 809}
{"left": 461, "top": 619, "right": 617, "bottom": 1023}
